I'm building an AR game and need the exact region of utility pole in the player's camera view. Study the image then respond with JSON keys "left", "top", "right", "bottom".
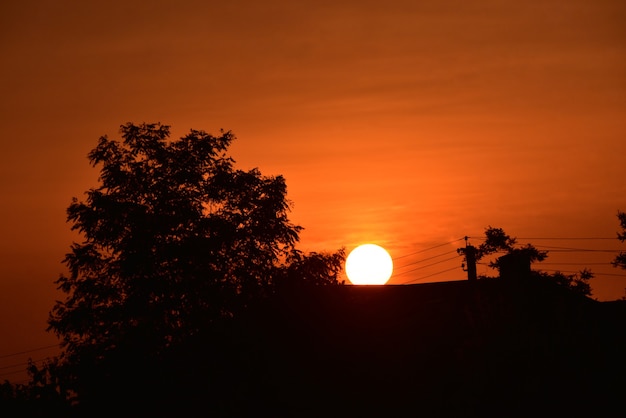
{"left": 462, "top": 237, "right": 477, "bottom": 281}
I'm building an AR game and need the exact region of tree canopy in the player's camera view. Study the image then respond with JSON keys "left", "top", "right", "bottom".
{"left": 457, "top": 227, "right": 548, "bottom": 271}
{"left": 459, "top": 226, "right": 593, "bottom": 297}
{"left": 40, "top": 122, "right": 344, "bottom": 411}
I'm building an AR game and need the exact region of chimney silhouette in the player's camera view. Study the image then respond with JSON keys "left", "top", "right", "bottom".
{"left": 498, "top": 252, "right": 531, "bottom": 280}
{"left": 464, "top": 245, "right": 478, "bottom": 281}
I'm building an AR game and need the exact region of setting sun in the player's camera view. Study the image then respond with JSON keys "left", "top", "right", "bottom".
{"left": 345, "top": 244, "right": 393, "bottom": 285}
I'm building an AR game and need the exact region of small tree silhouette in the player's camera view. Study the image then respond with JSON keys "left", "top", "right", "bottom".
{"left": 458, "top": 226, "right": 548, "bottom": 272}
{"left": 459, "top": 226, "right": 593, "bottom": 296}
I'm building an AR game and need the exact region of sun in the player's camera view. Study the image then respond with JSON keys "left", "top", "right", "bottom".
{"left": 345, "top": 244, "right": 393, "bottom": 285}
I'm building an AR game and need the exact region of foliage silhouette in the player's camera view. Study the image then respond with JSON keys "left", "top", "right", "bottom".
{"left": 1, "top": 358, "right": 71, "bottom": 417}
{"left": 457, "top": 226, "right": 547, "bottom": 270}
{"left": 37, "top": 122, "right": 344, "bottom": 413}
{"left": 276, "top": 249, "right": 346, "bottom": 288}
{"left": 613, "top": 210, "right": 626, "bottom": 269}
{"left": 459, "top": 226, "right": 593, "bottom": 296}
{"left": 533, "top": 269, "right": 594, "bottom": 297}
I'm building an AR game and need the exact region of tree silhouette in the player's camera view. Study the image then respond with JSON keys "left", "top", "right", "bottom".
{"left": 1, "top": 358, "right": 71, "bottom": 417}
{"left": 459, "top": 226, "right": 593, "bottom": 296}
{"left": 42, "top": 122, "right": 344, "bottom": 412}
{"left": 276, "top": 249, "right": 346, "bottom": 288}
{"left": 458, "top": 226, "right": 548, "bottom": 271}
{"left": 534, "top": 269, "right": 594, "bottom": 297}
{"left": 613, "top": 210, "right": 626, "bottom": 269}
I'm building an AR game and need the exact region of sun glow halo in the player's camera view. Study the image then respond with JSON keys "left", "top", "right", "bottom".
{"left": 345, "top": 244, "right": 393, "bottom": 285}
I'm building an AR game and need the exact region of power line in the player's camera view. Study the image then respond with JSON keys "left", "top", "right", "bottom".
{"left": 539, "top": 269, "right": 626, "bottom": 278}
{"left": 455, "top": 235, "right": 625, "bottom": 282}
{"left": 540, "top": 262, "right": 612, "bottom": 266}
{"left": 0, "top": 368, "right": 33, "bottom": 378}
{"left": 394, "top": 249, "right": 459, "bottom": 271}
{"left": 517, "top": 237, "right": 617, "bottom": 240}
{"left": 534, "top": 245, "right": 622, "bottom": 253}
{"left": 0, "top": 359, "right": 49, "bottom": 379}
{"left": 393, "top": 238, "right": 464, "bottom": 260}
{"left": 0, "top": 357, "right": 49, "bottom": 371}
{"left": 0, "top": 344, "right": 58, "bottom": 360}
{"left": 593, "top": 272, "right": 626, "bottom": 278}
{"left": 402, "top": 266, "right": 460, "bottom": 284}
{"left": 468, "top": 236, "right": 618, "bottom": 241}
{"left": 393, "top": 255, "right": 460, "bottom": 277}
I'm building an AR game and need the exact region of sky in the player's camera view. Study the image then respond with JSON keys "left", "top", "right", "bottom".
{"left": 1, "top": 0, "right": 626, "bottom": 379}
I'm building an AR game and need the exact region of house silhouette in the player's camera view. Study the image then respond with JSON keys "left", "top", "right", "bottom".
{"left": 70, "top": 256, "right": 626, "bottom": 418}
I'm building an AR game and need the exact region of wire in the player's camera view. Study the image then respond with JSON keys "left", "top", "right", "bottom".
{"left": 517, "top": 237, "right": 616, "bottom": 240}
{"left": 393, "top": 255, "right": 461, "bottom": 277}
{"left": 0, "top": 357, "right": 53, "bottom": 380}
{"left": 594, "top": 272, "right": 626, "bottom": 278}
{"left": 393, "top": 238, "right": 464, "bottom": 260}
{"left": 402, "top": 266, "right": 460, "bottom": 284}
{"left": 0, "top": 368, "right": 33, "bottom": 378}
{"left": 468, "top": 236, "right": 617, "bottom": 241}
{"left": 394, "top": 249, "right": 459, "bottom": 270}
{"left": 534, "top": 246, "right": 622, "bottom": 253}
{"left": 391, "top": 236, "right": 624, "bottom": 286}
{"left": 444, "top": 233, "right": 625, "bottom": 285}
{"left": 0, "top": 344, "right": 58, "bottom": 359}
{"left": 539, "top": 269, "right": 626, "bottom": 278}
{"left": 540, "top": 262, "right": 612, "bottom": 266}
{"left": 466, "top": 236, "right": 486, "bottom": 241}
{"left": 0, "top": 357, "right": 49, "bottom": 371}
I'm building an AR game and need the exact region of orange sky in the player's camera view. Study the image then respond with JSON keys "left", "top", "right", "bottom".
{"left": 1, "top": 0, "right": 626, "bottom": 377}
